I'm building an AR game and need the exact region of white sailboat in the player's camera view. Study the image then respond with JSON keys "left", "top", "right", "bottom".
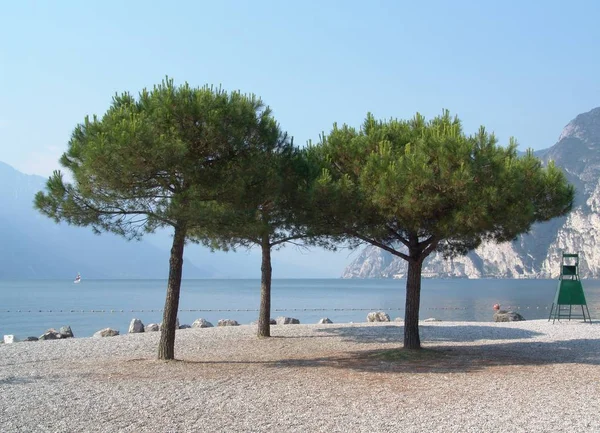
{"left": 74, "top": 273, "right": 81, "bottom": 284}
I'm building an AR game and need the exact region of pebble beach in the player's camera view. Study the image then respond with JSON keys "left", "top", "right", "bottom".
{"left": 1, "top": 320, "right": 599, "bottom": 432}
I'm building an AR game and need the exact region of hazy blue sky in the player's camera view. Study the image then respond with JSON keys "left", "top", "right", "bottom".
{"left": 1, "top": 0, "right": 599, "bottom": 276}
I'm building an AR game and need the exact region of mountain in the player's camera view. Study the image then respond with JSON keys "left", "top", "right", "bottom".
{"left": 0, "top": 161, "right": 349, "bottom": 279}
{"left": 0, "top": 161, "right": 216, "bottom": 279}
{"left": 342, "top": 107, "right": 600, "bottom": 279}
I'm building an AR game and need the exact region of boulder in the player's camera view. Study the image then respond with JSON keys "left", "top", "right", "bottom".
{"left": 59, "top": 326, "right": 74, "bottom": 338}
{"left": 424, "top": 318, "right": 442, "bottom": 322}
{"left": 24, "top": 336, "right": 39, "bottom": 342}
{"left": 317, "top": 318, "right": 333, "bottom": 324}
{"left": 276, "top": 316, "right": 300, "bottom": 325}
{"left": 192, "top": 318, "right": 214, "bottom": 328}
{"left": 217, "top": 319, "right": 239, "bottom": 327}
{"left": 128, "top": 319, "right": 144, "bottom": 333}
{"left": 394, "top": 317, "right": 404, "bottom": 322}
{"left": 145, "top": 323, "right": 160, "bottom": 332}
{"left": 179, "top": 324, "right": 191, "bottom": 329}
{"left": 39, "top": 329, "right": 62, "bottom": 340}
{"left": 93, "top": 328, "right": 119, "bottom": 338}
{"left": 367, "top": 311, "right": 390, "bottom": 322}
{"left": 494, "top": 310, "right": 525, "bottom": 322}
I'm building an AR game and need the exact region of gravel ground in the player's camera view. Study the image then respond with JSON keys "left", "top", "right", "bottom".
{"left": 1, "top": 320, "right": 600, "bottom": 432}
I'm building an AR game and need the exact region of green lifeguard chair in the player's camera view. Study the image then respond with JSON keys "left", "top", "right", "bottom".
{"left": 548, "top": 252, "right": 592, "bottom": 323}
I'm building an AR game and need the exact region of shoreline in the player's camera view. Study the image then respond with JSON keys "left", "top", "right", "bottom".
{"left": 0, "top": 312, "right": 593, "bottom": 342}
{"left": 1, "top": 320, "right": 599, "bottom": 432}
{"left": 3, "top": 279, "right": 596, "bottom": 338}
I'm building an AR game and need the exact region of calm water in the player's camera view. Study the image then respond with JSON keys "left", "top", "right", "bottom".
{"left": 1, "top": 279, "right": 599, "bottom": 339}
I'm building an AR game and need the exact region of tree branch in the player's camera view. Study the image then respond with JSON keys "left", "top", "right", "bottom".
{"left": 349, "top": 230, "right": 410, "bottom": 261}
{"left": 73, "top": 194, "right": 176, "bottom": 227}
{"left": 418, "top": 235, "right": 435, "bottom": 249}
{"left": 386, "top": 224, "right": 409, "bottom": 248}
{"left": 271, "top": 234, "right": 307, "bottom": 247}
{"left": 420, "top": 238, "right": 439, "bottom": 260}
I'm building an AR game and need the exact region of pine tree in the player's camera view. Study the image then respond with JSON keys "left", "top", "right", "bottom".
{"left": 35, "top": 78, "right": 281, "bottom": 359}
{"left": 309, "top": 111, "right": 574, "bottom": 349}
{"left": 194, "top": 143, "right": 324, "bottom": 338}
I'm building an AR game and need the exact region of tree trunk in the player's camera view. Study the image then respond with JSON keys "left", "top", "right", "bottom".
{"left": 158, "top": 223, "right": 187, "bottom": 360}
{"left": 257, "top": 235, "right": 272, "bottom": 338}
{"left": 404, "top": 257, "right": 423, "bottom": 350}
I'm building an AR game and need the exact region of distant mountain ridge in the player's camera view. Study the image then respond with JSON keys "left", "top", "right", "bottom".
{"left": 0, "top": 162, "right": 215, "bottom": 279}
{"left": 342, "top": 107, "right": 600, "bottom": 279}
{"left": 0, "top": 161, "right": 343, "bottom": 279}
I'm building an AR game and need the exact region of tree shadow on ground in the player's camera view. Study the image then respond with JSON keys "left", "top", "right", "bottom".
{"left": 261, "top": 337, "right": 600, "bottom": 374}
{"left": 166, "top": 325, "right": 600, "bottom": 375}
{"left": 312, "top": 324, "right": 544, "bottom": 344}
{"left": 163, "top": 337, "right": 600, "bottom": 376}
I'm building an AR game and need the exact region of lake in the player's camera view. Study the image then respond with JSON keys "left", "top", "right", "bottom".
{"left": 1, "top": 278, "right": 599, "bottom": 338}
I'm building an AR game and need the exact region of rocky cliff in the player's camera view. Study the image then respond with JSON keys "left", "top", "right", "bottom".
{"left": 342, "top": 107, "right": 600, "bottom": 279}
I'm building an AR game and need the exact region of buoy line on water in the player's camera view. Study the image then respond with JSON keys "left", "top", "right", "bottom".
{"left": 1, "top": 305, "right": 597, "bottom": 314}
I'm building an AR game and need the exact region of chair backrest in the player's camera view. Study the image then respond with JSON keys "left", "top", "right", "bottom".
{"left": 560, "top": 253, "right": 579, "bottom": 280}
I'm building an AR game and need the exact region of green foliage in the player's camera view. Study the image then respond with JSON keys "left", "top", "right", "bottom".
{"left": 35, "top": 78, "right": 280, "bottom": 238}
{"left": 194, "top": 140, "right": 333, "bottom": 252}
{"left": 34, "top": 78, "right": 285, "bottom": 358}
{"left": 310, "top": 110, "right": 575, "bottom": 258}
{"left": 311, "top": 110, "right": 574, "bottom": 350}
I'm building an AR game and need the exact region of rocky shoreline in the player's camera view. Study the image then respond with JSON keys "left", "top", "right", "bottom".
{"left": 1, "top": 311, "right": 404, "bottom": 344}
{"left": 2, "top": 308, "right": 528, "bottom": 345}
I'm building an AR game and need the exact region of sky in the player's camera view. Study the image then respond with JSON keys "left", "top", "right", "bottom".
{"left": 1, "top": 0, "right": 600, "bottom": 277}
